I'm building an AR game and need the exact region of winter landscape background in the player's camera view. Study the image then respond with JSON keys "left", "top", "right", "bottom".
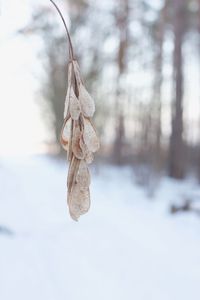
{"left": 1, "top": 1, "right": 200, "bottom": 299}
{"left": 0, "top": 157, "right": 200, "bottom": 300}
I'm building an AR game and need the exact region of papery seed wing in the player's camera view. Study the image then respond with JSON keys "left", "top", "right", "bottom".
{"left": 72, "top": 60, "right": 82, "bottom": 86}
{"left": 62, "top": 60, "right": 99, "bottom": 221}
{"left": 67, "top": 119, "right": 74, "bottom": 161}
{"left": 60, "top": 118, "right": 71, "bottom": 151}
{"left": 64, "top": 88, "right": 70, "bottom": 119}
{"left": 79, "top": 135, "right": 87, "bottom": 155}
{"left": 72, "top": 122, "right": 85, "bottom": 159}
{"left": 68, "top": 184, "right": 90, "bottom": 221}
{"left": 79, "top": 83, "right": 95, "bottom": 117}
{"left": 64, "top": 62, "right": 73, "bottom": 119}
{"left": 83, "top": 118, "right": 100, "bottom": 153}
{"left": 79, "top": 137, "right": 94, "bottom": 164}
{"left": 85, "top": 150, "right": 94, "bottom": 164}
{"left": 69, "top": 88, "right": 81, "bottom": 120}
{"left": 67, "top": 156, "right": 80, "bottom": 194}
{"left": 76, "top": 160, "right": 90, "bottom": 187}
{"left": 68, "top": 61, "right": 73, "bottom": 86}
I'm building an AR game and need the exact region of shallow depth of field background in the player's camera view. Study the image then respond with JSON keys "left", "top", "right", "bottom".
{"left": 0, "top": 1, "right": 200, "bottom": 300}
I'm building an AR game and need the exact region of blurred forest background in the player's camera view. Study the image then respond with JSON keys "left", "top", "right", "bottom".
{"left": 21, "top": 0, "right": 200, "bottom": 186}
{"left": 1, "top": 2, "right": 200, "bottom": 299}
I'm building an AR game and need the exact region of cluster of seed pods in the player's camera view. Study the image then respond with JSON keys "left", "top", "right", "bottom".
{"left": 60, "top": 60, "right": 100, "bottom": 221}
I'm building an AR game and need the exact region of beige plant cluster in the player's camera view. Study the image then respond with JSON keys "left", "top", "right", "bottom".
{"left": 60, "top": 60, "right": 100, "bottom": 221}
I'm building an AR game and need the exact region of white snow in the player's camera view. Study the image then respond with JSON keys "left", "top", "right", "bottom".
{"left": 0, "top": 156, "right": 200, "bottom": 300}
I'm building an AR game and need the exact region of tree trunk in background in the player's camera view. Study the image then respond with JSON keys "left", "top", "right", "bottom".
{"left": 169, "top": 0, "right": 186, "bottom": 179}
{"left": 151, "top": 1, "right": 168, "bottom": 171}
{"left": 113, "top": 0, "right": 129, "bottom": 164}
{"left": 197, "top": 0, "right": 200, "bottom": 182}
{"left": 154, "top": 29, "right": 163, "bottom": 163}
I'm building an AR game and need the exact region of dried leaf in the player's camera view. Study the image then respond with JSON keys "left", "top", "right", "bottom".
{"left": 60, "top": 118, "right": 72, "bottom": 151}
{"left": 69, "top": 88, "right": 81, "bottom": 120}
{"left": 79, "top": 83, "right": 95, "bottom": 118}
{"left": 83, "top": 118, "right": 100, "bottom": 153}
{"left": 68, "top": 184, "right": 90, "bottom": 221}
{"left": 72, "top": 121, "right": 85, "bottom": 159}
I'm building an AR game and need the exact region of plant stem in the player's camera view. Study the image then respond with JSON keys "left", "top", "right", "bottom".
{"left": 50, "top": 0, "right": 74, "bottom": 60}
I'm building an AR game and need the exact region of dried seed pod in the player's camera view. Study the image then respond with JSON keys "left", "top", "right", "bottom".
{"left": 67, "top": 119, "right": 74, "bottom": 162}
{"left": 68, "top": 184, "right": 90, "bottom": 221}
{"left": 79, "top": 137, "right": 94, "bottom": 164}
{"left": 79, "top": 135, "right": 87, "bottom": 151}
{"left": 68, "top": 61, "right": 73, "bottom": 85}
{"left": 72, "top": 60, "right": 82, "bottom": 86}
{"left": 64, "top": 62, "right": 73, "bottom": 119}
{"left": 83, "top": 118, "right": 100, "bottom": 153}
{"left": 69, "top": 88, "right": 81, "bottom": 120}
{"left": 64, "top": 89, "right": 70, "bottom": 119}
{"left": 76, "top": 160, "right": 91, "bottom": 187}
{"left": 60, "top": 117, "right": 71, "bottom": 151}
{"left": 67, "top": 156, "right": 80, "bottom": 194}
{"left": 72, "top": 121, "right": 85, "bottom": 159}
{"left": 51, "top": 0, "right": 98, "bottom": 221}
{"left": 85, "top": 150, "right": 94, "bottom": 164}
{"left": 79, "top": 83, "right": 95, "bottom": 118}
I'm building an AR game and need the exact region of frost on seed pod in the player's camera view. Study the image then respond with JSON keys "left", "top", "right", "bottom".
{"left": 61, "top": 58, "right": 99, "bottom": 221}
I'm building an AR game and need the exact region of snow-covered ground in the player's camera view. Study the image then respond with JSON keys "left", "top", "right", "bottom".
{"left": 0, "top": 156, "right": 200, "bottom": 300}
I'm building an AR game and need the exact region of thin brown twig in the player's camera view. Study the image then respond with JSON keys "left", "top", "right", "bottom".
{"left": 49, "top": 0, "right": 74, "bottom": 60}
